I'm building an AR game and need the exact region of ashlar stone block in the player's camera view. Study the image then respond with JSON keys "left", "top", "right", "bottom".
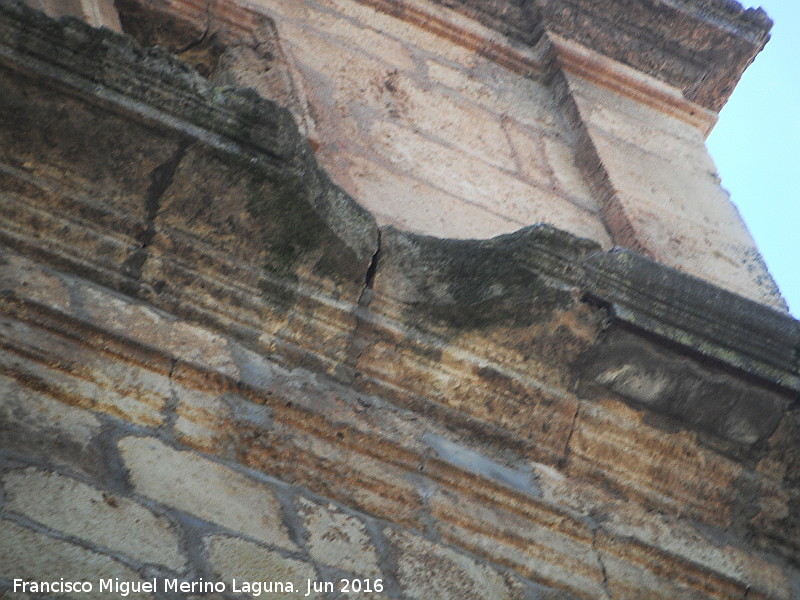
{"left": 3, "top": 468, "right": 184, "bottom": 570}
{"left": 297, "top": 497, "right": 381, "bottom": 576}
{"left": 119, "top": 436, "right": 295, "bottom": 550}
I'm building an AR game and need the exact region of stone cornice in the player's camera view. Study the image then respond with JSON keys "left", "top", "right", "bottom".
{"left": 111, "top": 0, "right": 759, "bottom": 126}
{"left": 1, "top": 0, "right": 797, "bottom": 432}
{"left": 3, "top": 3, "right": 799, "bottom": 584}
{"left": 535, "top": 0, "right": 771, "bottom": 111}
{"left": 544, "top": 33, "right": 718, "bottom": 134}
{"left": 582, "top": 249, "right": 800, "bottom": 393}
{"left": 373, "top": 0, "right": 771, "bottom": 112}
{"left": 370, "top": 226, "right": 800, "bottom": 397}
{"left": 659, "top": 0, "right": 772, "bottom": 38}
{"left": 0, "top": 1, "right": 301, "bottom": 165}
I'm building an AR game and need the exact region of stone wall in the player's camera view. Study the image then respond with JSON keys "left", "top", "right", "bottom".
{"left": 1, "top": 2, "right": 799, "bottom": 600}
{"left": 109, "top": 0, "right": 784, "bottom": 309}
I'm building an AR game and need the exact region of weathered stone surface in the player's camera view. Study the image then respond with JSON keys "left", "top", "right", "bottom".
{"left": 0, "top": 520, "right": 153, "bottom": 600}
{"left": 206, "top": 535, "right": 319, "bottom": 600}
{"left": 599, "top": 506, "right": 792, "bottom": 600}
{"left": 28, "top": 0, "right": 121, "bottom": 30}
{"left": 283, "top": 0, "right": 769, "bottom": 114}
{"left": 560, "top": 70, "right": 785, "bottom": 309}
{"left": 427, "top": 487, "right": 605, "bottom": 599}
{"left": 297, "top": 497, "right": 381, "bottom": 576}
{"left": 372, "top": 225, "right": 599, "bottom": 331}
{"left": 0, "top": 318, "right": 167, "bottom": 428}
{"left": 1, "top": 3, "right": 799, "bottom": 600}
{"left": 0, "top": 0, "right": 379, "bottom": 305}
{"left": 344, "top": 153, "right": 525, "bottom": 239}
{"left": 174, "top": 0, "right": 614, "bottom": 244}
{"left": 119, "top": 436, "right": 295, "bottom": 550}
{"left": 366, "top": 119, "right": 606, "bottom": 242}
{"left": 0, "top": 60, "right": 182, "bottom": 223}
{"left": 576, "top": 326, "right": 791, "bottom": 446}
{"left": 423, "top": 57, "right": 561, "bottom": 131}
{"left": 533, "top": 458, "right": 793, "bottom": 600}
{"left": 0, "top": 375, "right": 102, "bottom": 475}
{"left": 386, "top": 528, "right": 527, "bottom": 600}
{"left": 752, "top": 408, "right": 800, "bottom": 566}
{"left": 566, "top": 396, "right": 744, "bottom": 527}
{"left": 596, "top": 528, "right": 767, "bottom": 600}
{"left": 228, "top": 420, "right": 427, "bottom": 529}
{"left": 537, "top": 0, "right": 771, "bottom": 111}
{"left": 422, "top": 432, "right": 540, "bottom": 497}
{"left": 3, "top": 468, "right": 184, "bottom": 570}
{"left": 87, "top": 0, "right": 787, "bottom": 312}
{"left": 150, "top": 141, "right": 376, "bottom": 303}
{"left": 582, "top": 249, "right": 800, "bottom": 392}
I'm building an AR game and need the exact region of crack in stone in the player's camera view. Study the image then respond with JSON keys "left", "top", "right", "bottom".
{"left": 560, "top": 401, "right": 581, "bottom": 468}
{"left": 175, "top": 0, "right": 213, "bottom": 55}
{"left": 338, "top": 228, "right": 382, "bottom": 385}
{"left": 161, "top": 357, "right": 180, "bottom": 436}
{"left": 120, "top": 140, "right": 190, "bottom": 288}
{"left": 358, "top": 227, "right": 382, "bottom": 306}
{"left": 592, "top": 527, "right": 613, "bottom": 600}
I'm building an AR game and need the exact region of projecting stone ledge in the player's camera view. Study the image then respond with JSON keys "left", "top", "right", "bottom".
{"left": 420, "top": 0, "right": 772, "bottom": 111}
{"left": 0, "top": 0, "right": 379, "bottom": 304}
{"left": 373, "top": 226, "right": 799, "bottom": 447}
{"left": 1, "top": 0, "right": 797, "bottom": 444}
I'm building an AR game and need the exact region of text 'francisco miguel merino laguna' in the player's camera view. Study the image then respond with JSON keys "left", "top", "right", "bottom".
{"left": 13, "top": 577, "right": 385, "bottom": 596}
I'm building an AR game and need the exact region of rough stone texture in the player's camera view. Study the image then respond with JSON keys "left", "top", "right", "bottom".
{"left": 0, "top": 375, "right": 103, "bottom": 476}
{"left": 105, "top": 0, "right": 785, "bottom": 309}
{"left": 3, "top": 468, "right": 184, "bottom": 570}
{"left": 110, "top": 0, "right": 613, "bottom": 250}
{"left": 426, "top": 487, "right": 606, "bottom": 598}
{"left": 206, "top": 535, "right": 320, "bottom": 600}
{"left": 0, "top": 520, "right": 153, "bottom": 600}
{"left": 577, "top": 326, "right": 790, "bottom": 446}
{"left": 536, "top": 0, "right": 771, "bottom": 112}
{"left": 582, "top": 249, "right": 800, "bottom": 390}
{"left": 560, "top": 71, "right": 786, "bottom": 309}
{"left": 119, "top": 436, "right": 295, "bottom": 550}
{"left": 386, "top": 528, "right": 527, "bottom": 600}
{"left": 24, "top": 0, "right": 121, "bottom": 30}
{"left": 297, "top": 498, "right": 381, "bottom": 576}
{"left": 1, "top": 3, "right": 799, "bottom": 600}
{"left": 0, "top": 325, "right": 167, "bottom": 427}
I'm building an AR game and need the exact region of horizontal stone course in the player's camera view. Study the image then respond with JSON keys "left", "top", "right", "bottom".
{"left": 427, "top": 488, "right": 605, "bottom": 599}
{"left": 0, "top": 374, "right": 102, "bottom": 475}
{"left": 0, "top": 342, "right": 166, "bottom": 428}
{"left": 386, "top": 528, "right": 527, "bottom": 600}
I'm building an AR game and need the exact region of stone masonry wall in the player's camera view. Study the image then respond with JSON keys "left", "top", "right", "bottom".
{"left": 109, "top": 0, "right": 785, "bottom": 309}
{"left": 1, "top": 2, "right": 799, "bottom": 600}
{"left": 113, "top": 0, "right": 611, "bottom": 245}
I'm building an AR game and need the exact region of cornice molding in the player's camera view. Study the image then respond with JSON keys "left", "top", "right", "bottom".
{"left": 111, "top": 0, "right": 760, "bottom": 127}
{"left": 582, "top": 249, "right": 800, "bottom": 393}
{"left": 360, "top": 0, "right": 770, "bottom": 112}
{"left": 545, "top": 33, "right": 718, "bottom": 134}
{"left": 1, "top": 1, "right": 796, "bottom": 434}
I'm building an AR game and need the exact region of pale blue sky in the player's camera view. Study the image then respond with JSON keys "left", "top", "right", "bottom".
{"left": 706, "top": 0, "right": 800, "bottom": 316}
